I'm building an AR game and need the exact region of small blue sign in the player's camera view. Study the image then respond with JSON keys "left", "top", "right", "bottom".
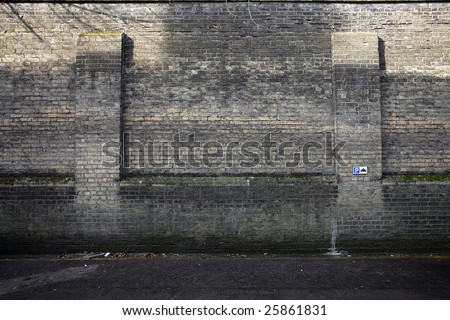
{"left": 353, "top": 166, "right": 368, "bottom": 175}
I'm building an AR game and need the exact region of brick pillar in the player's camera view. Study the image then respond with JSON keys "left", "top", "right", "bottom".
{"left": 332, "top": 33, "right": 383, "bottom": 251}
{"left": 75, "top": 32, "right": 123, "bottom": 234}
{"left": 332, "top": 33, "right": 382, "bottom": 181}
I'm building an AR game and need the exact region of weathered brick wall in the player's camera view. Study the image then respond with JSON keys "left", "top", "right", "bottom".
{"left": 0, "top": 3, "right": 76, "bottom": 175}
{"left": 0, "top": 179, "right": 75, "bottom": 252}
{"left": 121, "top": 4, "right": 334, "bottom": 175}
{"left": 1, "top": 3, "right": 448, "bottom": 174}
{"left": 382, "top": 181, "right": 449, "bottom": 246}
{"left": 330, "top": 4, "right": 450, "bottom": 173}
{"left": 0, "top": 2, "right": 448, "bottom": 253}
{"left": 74, "top": 32, "right": 123, "bottom": 235}
{"left": 119, "top": 176, "right": 338, "bottom": 252}
{"left": 337, "top": 180, "right": 450, "bottom": 252}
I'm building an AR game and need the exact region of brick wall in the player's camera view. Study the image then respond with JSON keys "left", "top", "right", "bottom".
{"left": 119, "top": 176, "right": 338, "bottom": 252}
{"left": 0, "top": 180, "right": 75, "bottom": 252}
{"left": 74, "top": 32, "right": 123, "bottom": 234}
{"left": 0, "top": 2, "right": 448, "bottom": 253}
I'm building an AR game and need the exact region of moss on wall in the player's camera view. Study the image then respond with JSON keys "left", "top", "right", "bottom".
{"left": 383, "top": 174, "right": 450, "bottom": 183}
{"left": 0, "top": 176, "right": 75, "bottom": 186}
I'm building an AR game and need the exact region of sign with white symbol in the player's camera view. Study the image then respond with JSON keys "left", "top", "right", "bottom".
{"left": 353, "top": 166, "right": 368, "bottom": 175}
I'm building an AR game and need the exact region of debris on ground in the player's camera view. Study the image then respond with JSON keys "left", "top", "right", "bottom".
{"left": 61, "top": 252, "right": 167, "bottom": 259}
{"left": 58, "top": 251, "right": 435, "bottom": 261}
{"left": 61, "top": 252, "right": 112, "bottom": 260}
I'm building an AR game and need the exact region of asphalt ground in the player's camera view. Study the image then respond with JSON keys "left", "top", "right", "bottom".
{"left": 0, "top": 253, "right": 449, "bottom": 299}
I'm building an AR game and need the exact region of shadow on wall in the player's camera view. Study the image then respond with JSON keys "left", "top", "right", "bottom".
{"left": 1, "top": 2, "right": 449, "bottom": 178}
{"left": 378, "top": 37, "right": 449, "bottom": 174}
{"left": 0, "top": 3, "right": 449, "bottom": 253}
{"left": 119, "top": 3, "right": 337, "bottom": 176}
{"left": 3, "top": 3, "right": 44, "bottom": 42}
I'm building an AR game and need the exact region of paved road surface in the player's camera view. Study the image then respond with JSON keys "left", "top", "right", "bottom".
{"left": 0, "top": 254, "right": 449, "bottom": 299}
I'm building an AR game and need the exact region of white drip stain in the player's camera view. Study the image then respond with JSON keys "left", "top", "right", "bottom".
{"left": 325, "top": 219, "right": 343, "bottom": 256}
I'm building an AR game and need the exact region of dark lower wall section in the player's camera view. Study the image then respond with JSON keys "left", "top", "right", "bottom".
{"left": 0, "top": 177, "right": 448, "bottom": 253}
{"left": 381, "top": 182, "right": 449, "bottom": 250}
{"left": 118, "top": 176, "right": 338, "bottom": 252}
{"left": 0, "top": 177, "right": 338, "bottom": 253}
{"left": 0, "top": 183, "right": 76, "bottom": 252}
{"left": 337, "top": 180, "right": 450, "bottom": 252}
